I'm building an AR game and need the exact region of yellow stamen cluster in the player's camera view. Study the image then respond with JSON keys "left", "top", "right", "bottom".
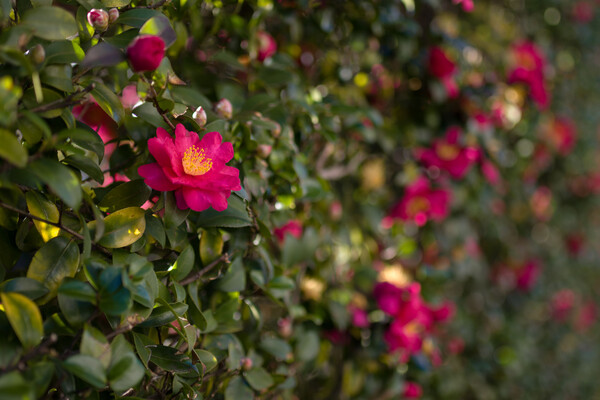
{"left": 182, "top": 145, "right": 213, "bottom": 176}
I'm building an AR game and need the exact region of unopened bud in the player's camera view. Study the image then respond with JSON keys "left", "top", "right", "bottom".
{"left": 277, "top": 317, "right": 293, "bottom": 338}
{"left": 215, "top": 98, "right": 233, "bottom": 119}
{"left": 241, "top": 357, "right": 253, "bottom": 370}
{"left": 193, "top": 106, "right": 207, "bottom": 128}
{"left": 256, "top": 144, "right": 272, "bottom": 159}
{"left": 31, "top": 44, "right": 45, "bottom": 64}
{"left": 108, "top": 8, "right": 119, "bottom": 23}
{"left": 87, "top": 9, "right": 109, "bottom": 31}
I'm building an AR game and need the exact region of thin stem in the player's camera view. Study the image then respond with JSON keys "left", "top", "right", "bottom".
{"left": 179, "top": 253, "right": 230, "bottom": 286}
{"left": 0, "top": 334, "right": 57, "bottom": 375}
{"left": 0, "top": 201, "right": 111, "bottom": 256}
{"left": 28, "top": 83, "right": 95, "bottom": 114}
{"left": 142, "top": 76, "right": 176, "bottom": 130}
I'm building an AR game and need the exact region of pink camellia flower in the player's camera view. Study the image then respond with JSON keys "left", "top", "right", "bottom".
{"left": 530, "top": 186, "right": 553, "bottom": 221}
{"left": 108, "top": 8, "right": 119, "bottom": 23}
{"left": 403, "top": 381, "right": 423, "bottom": 399}
{"left": 452, "top": 0, "right": 474, "bottom": 12}
{"left": 480, "top": 159, "right": 501, "bottom": 185}
{"left": 550, "top": 289, "right": 576, "bottom": 322}
{"left": 415, "top": 126, "right": 480, "bottom": 179}
{"left": 273, "top": 220, "right": 303, "bottom": 243}
{"left": 127, "top": 35, "right": 166, "bottom": 72}
{"left": 215, "top": 98, "right": 233, "bottom": 119}
{"left": 350, "top": 306, "right": 369, "bottom": 328}
{"left": 256, "top": 31, "right": 277, "bottom": 62}
{"left": 507, "top": 41, "right": 549, "bottom": 109}
{"left": 573, "top": 1, "right": 594, "bottom": 23}
{"left": 574, "top": 301, "right": 597, "bottom": 332}
{"left": 515, "top": 260, "right": 541, "bottom": 291}
{"left": 374, "top": 281, "right": 405, "bottom": 316}
{"left": 384, "top": 176, "right": 451, "bottom": 227}
{"left": 542, "top": 116, "right": 577, "bottom": 156}
{"left": 87, "top": 9, "right": 109, "bottom": 31}
{"left": 138, "top": 124, "right": 241, "bottom": 212}
{"left": 428, "top": 46, "right": 459, "bottom": 98}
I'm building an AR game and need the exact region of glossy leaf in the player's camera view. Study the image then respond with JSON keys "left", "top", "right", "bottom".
{"left": 25, "top": 191, "right": 60, "bottom": 242}
{"left": 1, "top": 292, "right": 43, "bottom": 349}
{"left": 0, "top": 129, "right": 27, "bottom": 168}
{"left": 0, "top": 277, "right": 49, "bottom": 300}
{"left": 63, "top": 354, "right": 107, "bottom": 389}
{"left": 29, "top": 158, "right": 82, "bottom": 210}
{"left": 22, "top": 6, "right": 78, "bottom": 40}
{"left": 98, "top": 180, "right": 151, "bottom": 213}
{"left": 93, "top": 207, "right": 146, "bottom": 248}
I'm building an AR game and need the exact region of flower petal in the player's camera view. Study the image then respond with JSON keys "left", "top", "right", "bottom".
{"left": 181, "top": 187, "right": 212, "bottom": 212}
{"left": 138, "top": 163, "right": 178, "bottom": 191}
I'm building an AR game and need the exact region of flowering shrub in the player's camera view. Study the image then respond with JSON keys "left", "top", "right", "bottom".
{"left": 0, "top": 0, "right": 599, "bottom": 399}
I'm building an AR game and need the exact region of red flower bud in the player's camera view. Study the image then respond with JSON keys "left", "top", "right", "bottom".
{"left": 87, "top": 9, "right": 109, "bottom": 31}
{"left": 192, "top": 106, "right": 207, "bottom": 128}
{"left": 127, "top": 35, "right": 166, "bottom": 72}
{"left": 108, "top": 8, "right": 119, "bottom": 23}
{"left": 215, "top": 98, "right": 233, "bottom": 119}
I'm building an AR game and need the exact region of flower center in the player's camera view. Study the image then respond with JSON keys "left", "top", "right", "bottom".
{"left": 436, "top": 143, "right": 460, "bottom": 161}
{"left": 182, "top": 146, "right": 212, "bottom": 176}
{"left": 406, "top": 197, "right": 430, "bottom": 217}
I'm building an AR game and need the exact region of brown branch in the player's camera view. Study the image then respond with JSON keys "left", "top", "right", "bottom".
{"left": 0, "top": 201, "right": 111, "bottom": 256}
{"left": 142, "top": 76, "right": 176, "bottom": 131}
{"left": 27, "top": 83, "right": 95, "bottom": 114}
{"left": 179, "top": 253, "right": 230, "bottom": 286}
{"left": 0, "top": 334, "right": 58, "bottom": 375}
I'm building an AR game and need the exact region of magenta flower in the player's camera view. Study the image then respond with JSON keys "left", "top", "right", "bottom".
{"left": 273, "top": 220, "right": 303, "bottom": 243}
{"left": 403, "top": 381, "right": 423, "bottom": 399}
{"left": 428, "top": 46, "right": 459, "bottom": 98}
{"left": 384, "top": 176, "right": 451, "bottom": 227}
{"left": 550, "top": 289, "right": 576, "bottom": 322}
{"left": 138, "top": 124, "right": 241, "bottom": 212}
{"left": 542, "top": 116, "right": 577, "bottom": 156}
{"left": 452, "top": 0, "right": 474, "bottom": 12}
{"left": 256, "top": 31, "right": 277, "bottom": 62}
{"left": 127, "top": 35, "right": 166, "bottom": 72}
{"left": 350, "top": 306, "right": 369, "bottom": 328}
{"left": 515, "top": 260, "right": 541, "bottom": 291}
{"left": 415, "top": 126, "right": 480, "bottom": 179}
{"left": 507, "top": 41, "right": 549, "bottom": 109}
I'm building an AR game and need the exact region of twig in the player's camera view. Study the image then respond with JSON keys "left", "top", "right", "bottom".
{"left": 0, "top": 201, "right": 111, "bottom": 256}
{"left": 0, "top": 334, "right": 58, "bottom": 375}
{"left": 179, "top": 253, "right": 230, "bottom": 286}
{"left": 142, "top": 76, "right": 176, "bottom": 130}
{"left": 28, "top": 83, "right": 95, "bottom": 114}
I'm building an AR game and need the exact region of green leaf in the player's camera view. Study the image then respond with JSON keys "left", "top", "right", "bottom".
{"left": 1, "top": 292, "right": 43, "bottom": 349}
{"left": 259, "top": 337, "right": 292, "bottom": 361}
{"left": 295, "top": 330, "right": 319, "bottom": 362}
{"left": 81, "top": 42, "right": 126, "bottom": 69}
{"left": 140, "top": 14, "right": 176, "bottom": 47}
{"left": 132, "top": 102, "right": 169, "bottom": 129}
{"left": 0, "top": 371, "right": 35, "bottom": 400}
{"left": 18, "top": 111, "right": 50, "bottom": 145}
{"left": 199, "top": 229, "right": 223, "bottom": 265}
{"left": 144, "top": 214, "right": 165, "bottom": 247}
{"left": 25, "top": 362, "right": 55, "bottom": 399}
{"left": 148, "top": 345, "right": 198, "bottom": 374}
{"left": 171, "top": 244, "right": 195, "bottom": 282}
{"left": 0, "top": 129, "right": 27, "bottom": 168}
{"left": 101, "top": 0, "right": 130, "bottom": 7}
{"left": 62, "top": 154, "right": 104, "bottom": 184}
{"left": 22, "top": 87, "right": 62, "bottom": 118}
{"left": 117, "top": 9, "right": 162, "bottom": 28}
{"left": 57, "top": 126, "right": 105, "bottom": 162}
{"left": 194, "top": 349, "right": 217, "bottom": 372}
{"left": 170, "top": 86, "right": 212, "bottom": 110}
{"left": 225, "top": 376, "right": 254, "bottom": 400}
{"left": 108, "top": 352, "right": 145, "bottom": 392}
{"left": 244, "top": 367, "right": 274, "bottom": 391}
{"left": 45, "top": 40, "right": 85, "bottom": 64}
{"left": 217, "top": 257, "right": 246, "bottom": 292}
{"left": 40, "top": 64, "right": 73, "bottom": 92}
{"left": 80, "top": 324, "right": 111, "bottom": 369}
{"left": 132, "top": 332, "right": 153, "bottom": 368}
{"left": 138, "top": 302, "right": 188, "bottom": 328}
{"left": 91, "top": 83, "right": 125, "bottom": 124}
{"left": 98, "top": 180, "right": 151, "bottom": 213}
{"left": 25, "top": 191, "right": 60, "bottom": 242}
{"left": 196, "top": 195, "right": 252, "bottom": 228}
{"left": 57, "top": 278, "right": 96, "bottom": 303}
{"left": 0, "top": 278, "right": 49, "bottom": 300}
{"left": 164, "top": 191, "right": 189, "bottom": 229}
{"left": 267, "top": 276, "right": 295, "bottom": 291}
{"left": 22, "top": 6, "right": 78, "bottom": 41}
{"left": 98, "top": 267, "right": 132, "bottom": 316}
{"left": 26, "top": 236, "right": 80, "bottom": 304}
{"left": 63, "top": 354, "right": 107, "bottom": 389}
{"left": 29, "top": 158, "right": 82, "bottom": 210}
{"left": 93, "top": 207, "right": 146, "bottom": 248}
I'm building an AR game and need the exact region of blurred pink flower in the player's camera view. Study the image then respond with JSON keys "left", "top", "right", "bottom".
{"left": 481, "top": 159, "right": 501, "bottom": 185}
{"left": 575, "top": 301, "right": 597, "bottom": 332}
{"left": 350, "top": 306, "right": 369, "bottom": 328}
{"left": 273, "top": 220, "right": 303, "bottom": 243}
{"left": 507, "top": 41, "right": 550, "bottom": 109}
{"left": 138, "top": 124, "right": 241, "bottom": 212}
{"left": 452, "top": 0, "right": 474, "bottom": 12}
{"left": 416, "top": 126, "right": 480, "bottom": 179}
{"left": 515, "top": 260, "right": 541, "bottom": 291}
{"left": 257, "top": 31, "right": 277, "bottom": 61}
{"left": 550, "top": 289, "right": 576, "bottom": 322}
{"left": 530, "top": 186, "right": 553, "bottom": 221}
{"left": 403, "top": 381, "right": 423, "bottom": 399}
{"left": 543, "top": 117, "right": 577, "bottom": 156}
{"left": 428, "top": 46, "right": 459, "bottom": 98}
{"left": 573, "top": 1, "right": 594, "bottom": 23}
{"left": 384, "top": 176, "right": 451, "bottom": 227}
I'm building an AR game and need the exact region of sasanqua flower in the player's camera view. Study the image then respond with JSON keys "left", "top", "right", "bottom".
{"left": 138, "top": 124, "right": 241, "bottom": 212}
